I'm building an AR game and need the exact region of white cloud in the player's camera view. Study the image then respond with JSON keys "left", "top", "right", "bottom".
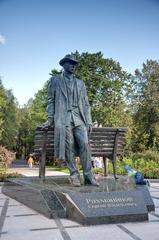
{"left": 0, "top": 34, "right": 6, "bottom": 45}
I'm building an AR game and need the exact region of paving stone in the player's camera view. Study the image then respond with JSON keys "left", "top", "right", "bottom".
{"left": 151, "top": 199, "right": 159, "bottom": 207}
{"left": 3, "top": 214, "right": 57, "bottom": 232}
{"left": 66, "top": 224, "right": 133, "bottom": 240}
{"left": 123, "top": 222, "right": 159, "bottom": 240}
{"left": 0, "top": 199, "right": 6, "bottom": 206}
{"left": 7, "top": 205, "right": 38, "bottom": 216}
{"left": 148, "top": 213, "right": 159, "bottom": 221}
{"left": 152, "top": 208, "right": 159, "bottom": 215}
{"left": 1, "top": 229, "right": 63, "bottom": 240}
{"left": 60, "top": 218, "right": 81, "bottom": 227}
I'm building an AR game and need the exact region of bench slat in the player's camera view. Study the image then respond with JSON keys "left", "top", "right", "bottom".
{"left": 92, "top": 127, "right": 126, "bottom": 132}
{"left": 34, "top": 127, "right": 127, "bottom": 179}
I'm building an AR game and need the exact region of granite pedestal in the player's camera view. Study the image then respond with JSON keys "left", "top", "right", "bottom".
{"left": 2, "top": 176, "right": 154, "bottom": 225}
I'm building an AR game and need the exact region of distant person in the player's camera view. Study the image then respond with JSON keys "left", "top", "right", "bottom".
{"left": 27, "top": 155, "right": 34, "bottom": 168}
{"left": 94, "top": 157, "right": 103, "bottom": 168}
{"left": 124, "top": 165, "right": 149, "bottom": 186}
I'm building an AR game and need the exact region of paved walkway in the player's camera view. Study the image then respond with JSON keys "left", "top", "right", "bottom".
{"left": 6, "top": 159, "right": 68, "bottom": 177}
{"left": 1, "top": 160, "right": 159, "bottom": 240}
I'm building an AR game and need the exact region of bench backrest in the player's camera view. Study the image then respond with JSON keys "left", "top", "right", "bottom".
{"left": 34, "top": 127, "right": 126, "bottom": 161}
{"left": 34, "top": 127, "right": 54, "bottom": 159}
{"left": 90, "top": 127, "right": 126, "bottom": 159}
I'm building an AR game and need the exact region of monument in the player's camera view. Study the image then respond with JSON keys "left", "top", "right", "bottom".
{"left": 2, "top": 54, "right": 155, "bottom": 225}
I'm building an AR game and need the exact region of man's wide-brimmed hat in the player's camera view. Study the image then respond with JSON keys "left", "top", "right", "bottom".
{"left": 59, "top": 54, "right": 79, "bottom": 66}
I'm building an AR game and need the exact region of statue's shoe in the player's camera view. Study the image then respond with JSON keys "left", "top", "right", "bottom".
{"left": 84, "top": 178, "right": 99, "bottom": 187}
{"left": 69, "top": 176, "right": 81, "bottom": 187}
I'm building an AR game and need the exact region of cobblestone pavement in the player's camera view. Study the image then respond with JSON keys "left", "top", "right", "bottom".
{"left": 0, "top": 180, "right": 159, "bottom": 240}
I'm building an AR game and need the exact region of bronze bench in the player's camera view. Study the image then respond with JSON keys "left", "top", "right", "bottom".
{"left": 34, "top": 127, "right": 127, "bottom": 179}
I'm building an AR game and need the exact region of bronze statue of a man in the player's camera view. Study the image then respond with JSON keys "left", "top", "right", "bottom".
{"left": 43, "top": 54, "right": 98, "bottom": 187}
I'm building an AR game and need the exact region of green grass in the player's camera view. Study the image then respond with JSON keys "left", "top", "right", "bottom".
{"left": 47, "top": 165, "right": 83, "bottom": 174}
{"left": 48, "top": 166, "right": 70, "bottom": 173}
{"left": 47, "top": 154, "right": 159, "bottom": 179}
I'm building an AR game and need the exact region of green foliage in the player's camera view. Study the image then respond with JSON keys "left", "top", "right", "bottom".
{"left": 131, "top": 60, "right": 159, "bottom": 150}
{"left": 0, "top": 80, "right": 6, "bottom": 139}
{"left": 0, "top": 80, "right": 19, "bottom": 151}
{"left": 1, "top": 91, "right": 19, "bottom": 150}
{"left": 14, "top": 82, "right": 48, "bottom": 157}
{"left": 130, "top": 149, "right": 159, "bottom": 163}
{"left": 1, "top": 56, "right": 159, "bottom": 158}
{"left": 73, "top": 51, "right": 133, "bottom": 128}
{"left": 29, "top": 82, "right": 48, "bottom": 125}
{"left": 109, "top": 156, "right": 159, "bottom": 179}
{"left": 47, "top": 166, "right": 70, "bottom": 174}
{"left": 0, "top": 77, "right": 48, "bottom": 157}
{"left": 15, "top": 107, "right": 32, "bottom": 157}
{"left": 22, "top": 82, "right": 48, "bottom": 155}
{"left": 50, "top": 68, "right": 61, "bottom": 76}
{"left": 93, "top": 148, "right": 159, "bottom": 179}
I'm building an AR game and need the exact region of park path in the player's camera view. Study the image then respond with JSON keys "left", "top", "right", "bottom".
{"left": 6, "top": 159, "right": 68, "bottom": 177}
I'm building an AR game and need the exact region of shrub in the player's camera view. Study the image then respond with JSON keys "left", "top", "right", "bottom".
{"left": 0, "top": 171, "right": 22, "bottom": 182}
{"left": 94, "top": 156, "right": 159, "bottom": 179}
{"left": 0, "top": 145, "right": 15, "bottom": 168}
{"left": 131, "top": 150, "right": 159, "bottom": 163}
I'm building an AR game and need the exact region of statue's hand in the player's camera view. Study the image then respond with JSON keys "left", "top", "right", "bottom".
{"left": 41, "top": 118, "right": 53, "bottom": 130}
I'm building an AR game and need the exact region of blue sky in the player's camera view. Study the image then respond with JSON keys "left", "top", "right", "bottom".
{"left": 0, "top": 0, "right": 159, "bottom": 105}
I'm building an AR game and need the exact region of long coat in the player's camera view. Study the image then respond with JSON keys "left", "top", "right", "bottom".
{"left": 47, "top": 74, "right": 92, "bottom": 160}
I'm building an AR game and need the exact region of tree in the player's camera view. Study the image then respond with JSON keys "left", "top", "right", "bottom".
{"left": 50, "top": 69, "right": 61, "bottom": 77}
{"left": 0, "top": 79, "right": 7, "bottom": 140}
{"left": 18, "top": 82, "right": 49, "bottom": 157}
{"left": 73, "top": 51, "right": 133, "bottom": 127}
{"left": 132, "top": 60, "right": 159, "bottom": 150}
{"left": 29, "top": 82, "right": 48, "bottom": 125}
{"left": 1, "top": 88, "right": 19, "bottom": 151}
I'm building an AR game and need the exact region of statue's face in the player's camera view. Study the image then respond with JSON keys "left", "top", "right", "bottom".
{"left": 63, "top": 62, "right": 76, "bottom": 74}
